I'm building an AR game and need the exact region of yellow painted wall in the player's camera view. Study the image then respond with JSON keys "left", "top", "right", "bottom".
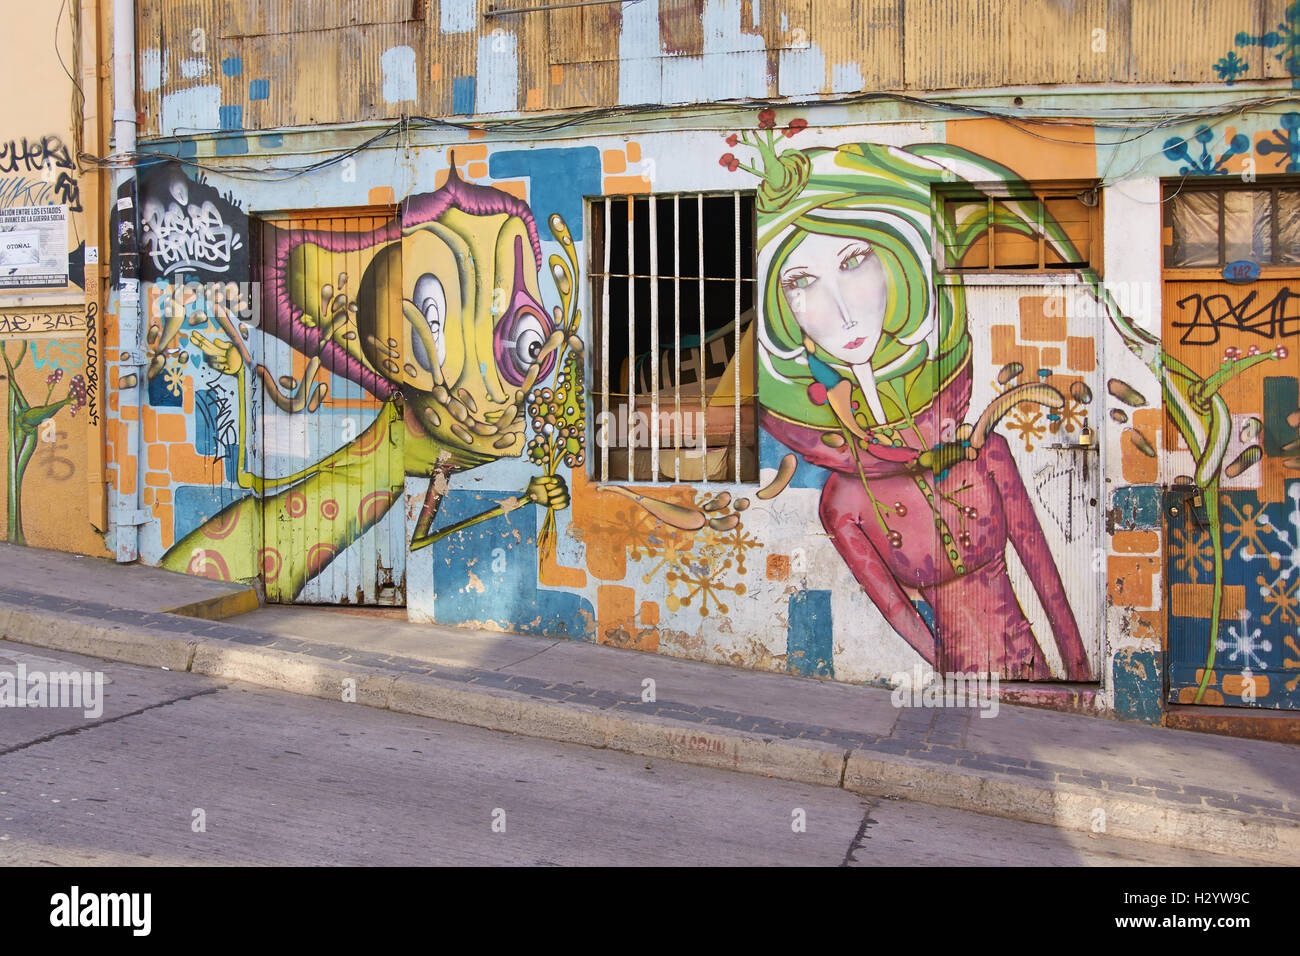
{"left": 0, "top": 2, "right": 108, "bottom": 557}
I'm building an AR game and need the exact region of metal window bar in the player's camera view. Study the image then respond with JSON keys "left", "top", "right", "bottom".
{"left": 590, "top": 192, "right": 757, "bottom": 484}
{"left": 698, "top": 193, "right": 707, "bottom": 488}
{"left": 649, "top": 194, "right": 659, "bottom": 482}
{"left": 627, "top": 194, "right": 635, "bottom": 483}
{"left": 733, "top": 190, "right": 741, "bottom": 483}
{"left": 1217, "top": 190, "right": 1226, "bottom": 270}
{"left": 1270, "top": 186, "right": 1280, "bottom": 265}
{"left": 1037, "top": 197, "right": 1046, "bottom": 271}
{"left": 600, "top": 196, "right": 611, "bottom": 483}
{"left": 673, "top": 195, "right": 681, "bottom": 482}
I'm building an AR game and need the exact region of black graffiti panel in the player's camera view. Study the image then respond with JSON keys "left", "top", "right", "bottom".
{"left": 136, "top": 162, "right": 248, "bottom": 283}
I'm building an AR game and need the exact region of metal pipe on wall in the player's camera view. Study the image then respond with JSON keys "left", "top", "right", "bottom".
{"left": 110, "top": 0, "right": 142, "bottom": 562}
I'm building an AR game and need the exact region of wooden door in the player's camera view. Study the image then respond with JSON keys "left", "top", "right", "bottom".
{"left": 1164, "top": 274, "right": 1300, "bottom": 709}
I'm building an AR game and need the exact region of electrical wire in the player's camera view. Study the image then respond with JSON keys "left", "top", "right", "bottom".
{"left": 73, "top": 86, "right": 1300, "bottom": 189}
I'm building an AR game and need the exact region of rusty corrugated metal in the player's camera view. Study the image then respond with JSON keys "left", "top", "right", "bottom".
{"left": 135, "top": 0, "right": 164, "bottom": 138}
{"left": 220, "top": 0, "right": 420, "bottom": 37}
{"left": 815, "top": 0, "right": 903, "bottom": 94}
{"left": 1006, "top": 0, "right": 1130, "bottom": 86}
{"left": 1260, "top": 0, "right": 1291, "bottom": 83}
{"left": 427, "top": 4, "right": 477, "bottom": 116}
{"left": 138, "top": 0, "right": 425, "bottom": 135}
{"left": 1129, "top": 0, "right": 1253, "bottom": 84}
{"left": 903, "top": 0, "right": 1007, "bottom": 92}
{"left": 548, "top": 2, "right": 622, "bottom": 64}
{"left": 135, "top": 0, "right": 1277, "bottom": 127}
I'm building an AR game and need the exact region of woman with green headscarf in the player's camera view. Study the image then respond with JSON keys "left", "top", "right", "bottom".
{"left": 731, "top": 117, "right": 1092, "bottom": 680}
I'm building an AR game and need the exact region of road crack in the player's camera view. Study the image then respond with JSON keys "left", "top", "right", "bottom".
{"left": 0, "top": 685, "right": 226, "bottom": 757}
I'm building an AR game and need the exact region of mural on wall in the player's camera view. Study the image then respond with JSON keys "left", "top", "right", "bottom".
{"left": 138, "top": 159, "right": 576, "bottom": 599}
{"left": 115, "top": 114, "right": 1298, "bottom": 702}
{"left": 718, "top": 117, "right": 1092, "bottom": 680}
{"left": 713, "top": 111, "right": 1287, "bottom": 683}
{"left": 1214, "top": 0, "right": 1300, "bottom": 88}
{"left": 1, "top": 339, "right": 87, "bottom": 544}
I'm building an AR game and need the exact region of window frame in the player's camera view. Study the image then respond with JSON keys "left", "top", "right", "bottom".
{"left": 1162, "top": 176, "right": 1300, "bottom": 277}
{"left": 583, "top": 189, "right": 760, "bottom": 487}
{"left": 933, "top": 180, "right": 1103, "bottom": 277}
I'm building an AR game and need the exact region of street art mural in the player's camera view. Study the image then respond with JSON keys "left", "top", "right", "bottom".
{"left": 113, "top": 108, "right": 1300, "bottom": 710}
{"left": 141, "top": 160, "right": 576, "bottom": 602}
{"left": 716, "top": 117, "right": 1093, "bottom": 680}
{"left": 1, "top": 339, "right": 88, "bottom": 544}
{"left": 711, "top": 111, "right": 1291, "bottom": 694}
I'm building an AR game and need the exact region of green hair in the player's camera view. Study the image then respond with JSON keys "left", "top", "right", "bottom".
{"left": 755, "top": 140, "right": 1082, "bottom": 431}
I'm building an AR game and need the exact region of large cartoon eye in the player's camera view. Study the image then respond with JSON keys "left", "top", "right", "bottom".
{"left": 494, "top": 298, "right": 555, "bottom": 387}
{"left": 410, "top": 273, "right": 447, "bottom": 370}
{"left": 510, "top": 311, "right": 546, "bottom": 378}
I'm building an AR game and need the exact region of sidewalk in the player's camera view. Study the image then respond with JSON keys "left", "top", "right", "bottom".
{"left": 0, "top": 543, "right": 1296, "bottom": 864}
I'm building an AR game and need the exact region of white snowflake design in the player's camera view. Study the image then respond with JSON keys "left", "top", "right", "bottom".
{"left": 1242, "top": 483, "right": 1300, "bottom": 626}
{"left": 1216, "top": 609, "right": 1273, "bottom": 673}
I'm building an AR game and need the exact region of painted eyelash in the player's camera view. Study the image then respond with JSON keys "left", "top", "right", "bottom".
{"left": 840, "top": 244, "right": 873, "bottom": 267}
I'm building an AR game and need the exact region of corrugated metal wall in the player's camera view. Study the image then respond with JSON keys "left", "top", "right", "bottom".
{"left": 134, "top": 0, "right": 1271, "bottom": 135}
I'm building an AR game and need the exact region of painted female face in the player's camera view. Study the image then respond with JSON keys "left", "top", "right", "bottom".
{"left": 778, "top": 231, "right": 889, "bottom": 366}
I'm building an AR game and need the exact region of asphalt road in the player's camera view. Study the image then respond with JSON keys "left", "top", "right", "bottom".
{"left": 0, "top": 640, "right": 1243, "bottom": 867}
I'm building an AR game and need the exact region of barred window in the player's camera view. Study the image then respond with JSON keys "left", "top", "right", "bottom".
{"left": 587, "top": 191, "right": 758, "bottom": 484}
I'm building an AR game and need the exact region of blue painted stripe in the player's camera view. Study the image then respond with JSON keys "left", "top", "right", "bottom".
{"left": 787, "top": 589, "right": 834, "bottom": 677}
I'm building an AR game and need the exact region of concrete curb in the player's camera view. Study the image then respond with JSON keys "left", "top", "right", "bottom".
{"left": 844, "top": 753, "right": 1295, "bottom": 865}
{"left": 0, "top": 605, "right": 195, "bottom": 672}
{"left": 2, "top": 607, "right": 1294, "bottom": 864}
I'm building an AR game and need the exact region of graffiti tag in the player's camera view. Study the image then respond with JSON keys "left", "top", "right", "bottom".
{"left": 30, "top": 340, "right": 83, "bottom": 372}
{"left": 0, "top": 136, "right": 80, "bottom": 212}
{"left": 1173, "top": 287, "right": 1300, "bottom": 345}
{"left": 0, "top": 312, "right": 81, "bottom": 334}
{"left": 0, "top": 135, "right": 73, "bottom": 174}
{"left": 142, "top": 185, "right": 244, "bottom": 277}
{"left": 0, "top": 176, "right": 57, "bottom": 209}
{"left": 85, "top": 301, "right": 99, "bottom": 426}
{"left": 196, "top": 368, "right": 239, "bottom": 480}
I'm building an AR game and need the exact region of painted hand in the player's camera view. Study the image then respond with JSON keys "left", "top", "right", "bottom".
{"left": 525, "top": 474, "right": 570, "bottom": 512}
{"left": 190, "top": 331, "right": 243, "bottom": 376}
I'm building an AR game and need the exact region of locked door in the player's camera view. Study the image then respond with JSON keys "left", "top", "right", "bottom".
{"left": 254, "top": 210, "right": 407, "bottom": 605}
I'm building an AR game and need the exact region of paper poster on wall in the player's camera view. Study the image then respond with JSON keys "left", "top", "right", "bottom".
{"left": 0, "top": 205, "right": 68, "bottom": 288}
